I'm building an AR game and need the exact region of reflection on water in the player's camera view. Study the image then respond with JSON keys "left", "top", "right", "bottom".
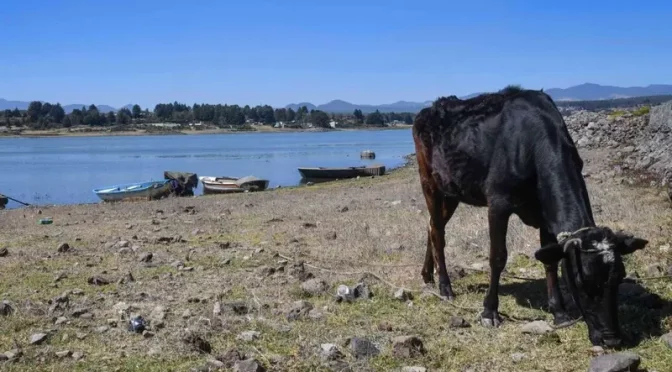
{"left": 0, "top": 129, "right": 414, "bottom": 208}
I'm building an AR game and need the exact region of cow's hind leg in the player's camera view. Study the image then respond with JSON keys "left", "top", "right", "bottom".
{"left": 423, "top": 194, "right": 459, "bottom": 299}
{"left": 421, "top": 219, "right": 435, "bottom": 286}
{"left": 481, "top": 201, "right": 511, "bottom": 327}
{"left": 540, "top": 228, "right": 573, "bottom": 326}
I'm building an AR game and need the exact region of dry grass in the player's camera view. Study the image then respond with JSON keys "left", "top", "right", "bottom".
{"left": 1, "top": 149, "right": 671, "bottom": 372}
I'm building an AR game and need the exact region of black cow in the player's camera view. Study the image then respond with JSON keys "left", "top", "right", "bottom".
{"left": 412, "top": 86, "right": 648, "bottom": 347}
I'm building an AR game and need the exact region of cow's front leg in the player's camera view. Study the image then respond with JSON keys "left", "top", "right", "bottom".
{"left": 540, "top": 228, "right": 573, "bottom": 326}
{"left": 480, "top": 203, "right": 511, "bottom": 327}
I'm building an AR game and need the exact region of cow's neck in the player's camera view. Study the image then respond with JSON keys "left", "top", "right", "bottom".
{"left": 538, "top": 168, "right": 595, "bottom": 238}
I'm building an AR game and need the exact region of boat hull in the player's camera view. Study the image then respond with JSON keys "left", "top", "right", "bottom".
{"left": 199, "top": 176, "right": 269, "bottom": 195}
{"left": 93, "top": 180, "right": 172, "bottom": 202}
{"left": 297, "top": 164, "right": 385, "bottom": 179}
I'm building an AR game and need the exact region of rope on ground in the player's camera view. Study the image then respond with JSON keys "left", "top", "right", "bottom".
{"left": 274, "top": 250, "right": 672, "bottom": 283}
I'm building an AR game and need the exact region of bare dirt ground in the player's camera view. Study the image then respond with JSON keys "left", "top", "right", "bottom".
{"left": 1, "top": 149, "right": 671, "bottom": 372}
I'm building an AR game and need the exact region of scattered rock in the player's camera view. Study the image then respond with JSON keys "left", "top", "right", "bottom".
{"left": 286, "top": 300, "right": 313, "bottom": 321}
{"left": 55, "top": 316, "right": 68, "bottom": 325}
{"left": 4, "top": 349, "right": 22, "bottom": 360}
{"left": 336, "top": 282, "right": 373, "bottom": 303}
{"left": 118, "top": 247, "right": 132, "bottom": 255}
{"left": 378, "top": 321, "right": 393, "bottom": 332}
{"left": 150, "top": 305, "right": 167, "bottom": 321}
{"left": 449, "top": 316, "right": 471, "bottom": 328}
{"left": 207, "top": 359, "right": 225, "bottom": 369}
{"left": 30, "top": 333, "right": 48, "bottom": 345}
{"left": 661, "top": 332, "right": 672, "bottom": 349}
{"left": 339, "top": 206, "right": 349, "bottom": 213}
{"left": 237, "top": 331, "right": 261, "bottom": 342}
{"left": 182, "top": 331, "right": 212, "bottom": 354}
{"left": 87, "top": 276, "right": 110, "bottom": 286}
{"left": 402, "top": 367, "right": 428, "bottom": 372}
{"left": 318, "top": 343, "right": 343, "bottom": 362}
{"left": 352, "top": 282, "right": 372, "bottom": 299}
{"left": 392, "top": 336, "right": 426, "bottom": 358}
{"left": 301, "top": 278, "right": 329, "bottom": 296}
{"left": 182, "top": 309, "right": 192, "bottom": 319}
{"left": 257, "top": 265, "right": 276, "bottom": 277}
{"left": 521, "top": 320, "right": 554, "bottom": 335}
{"left": 0, "top": 301, "right": 14, "bottom": 316}
{"left": 394, "top": 288, "right": 413, "bottom": 301}
{"left": 143, "top": 330, "right": 155, "bottom": 338}
{"left": 222, "top": 301, "right": 249, "bottom": 315}
{"left": 139, "top": 252, "right": 153, "bottom": 263}
{"left": 511, "top": 353, "right": 526, "bottom": 363}
{"left": 72, "top": 351, "right": 84, "bottom": 361}
{"left": 213, "top": 301, "right": 222, "bottom": 316}
{"left": 0, "top": 247, "right": 8, "bottom": 257}
{"left": 57, "top": 242, "right": 71, "bottom": 253}
{"left": 308, "top": 309, "right": 324, "bottom": 320}
{"left": 75, "top": 332, "right": 87, "bottom": 340}
{"left": 289, "top": 261, "right": 314, "bottom": 281}
{"left": 347, "top": 337, "right": 380, "bottom": 359}
{"left": 55, "top": 350, "right": 71, "bottom": 358}
{"left": 588, "top": 352, "right": 640, "bottom": 372}
{"left": 233, "top": 358, "right": 266, "bottom": 372}
{"left": 95, "top": 326, "right": 110, "bottom": 333}
{"left": 216, "top": 349, "right": 244, "bottom": 368}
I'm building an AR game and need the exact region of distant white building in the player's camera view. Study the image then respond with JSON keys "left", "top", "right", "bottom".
{"left": 329, "top": 120, "right": 338, "bottom": 128}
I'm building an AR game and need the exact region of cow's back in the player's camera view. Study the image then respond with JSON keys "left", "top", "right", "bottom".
{"left": 412, "top": 88, "right": 578, "bottom": 207}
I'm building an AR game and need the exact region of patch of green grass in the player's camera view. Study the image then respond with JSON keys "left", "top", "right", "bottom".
{"left": 632, "top": 105, "right": 651, "bottom": 116}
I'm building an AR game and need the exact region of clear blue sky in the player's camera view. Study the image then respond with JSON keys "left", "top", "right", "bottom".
{"left": 1, "top": 0, "right": 671, "bottom": 109}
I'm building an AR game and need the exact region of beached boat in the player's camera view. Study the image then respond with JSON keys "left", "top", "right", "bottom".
{"left": 0, "top": 194, "right": 7, "bottom": 209}
{"left": 93, "top": 180, "right": 172, "bottom": 202}
{"left": 199, "top": 175, "right": 270, "bottom": 195}
{"left": 297, "top": 164, "right": 386, "bottom": 180}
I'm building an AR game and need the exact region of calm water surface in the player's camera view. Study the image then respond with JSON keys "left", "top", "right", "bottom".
{"left": 0, "top": 129, "right": 414, "bottom": 208}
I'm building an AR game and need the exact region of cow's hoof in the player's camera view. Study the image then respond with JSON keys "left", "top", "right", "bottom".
{"left": 438, "top": 283, "right": 455, "bottom": 299}
{"left": 480, "top": 311, "right": 503, "bottom": 328}
{"left": 553, "top": 312, "right": 574, "bottom": 327}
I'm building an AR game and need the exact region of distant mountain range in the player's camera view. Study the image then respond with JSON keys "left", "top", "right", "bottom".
{"left": 285, "top": 83, "right": 672, "bottom": 113}
{"left": 3, "top": 83, "right": 672, "bottom": 114}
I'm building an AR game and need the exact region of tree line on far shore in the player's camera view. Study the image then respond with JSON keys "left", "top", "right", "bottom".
{"left": 1, "top": 101, "right": 415, "bottom": 130}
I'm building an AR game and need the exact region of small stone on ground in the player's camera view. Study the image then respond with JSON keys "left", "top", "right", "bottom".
{"left": 30, "top": 333, "right": 48, "bottom": 345}
{"left": 521, "top": 320, "right": 554, "bottom": 334}
{"left": 588, "top": 352, "right": 641, "bottom": 372}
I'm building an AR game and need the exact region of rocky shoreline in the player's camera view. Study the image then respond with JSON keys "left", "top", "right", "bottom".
{"left": 563, "top": 100, "right": 672, "bottom": 187}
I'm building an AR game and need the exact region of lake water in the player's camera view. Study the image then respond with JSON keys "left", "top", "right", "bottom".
{"left": 0, "top": 129, "right": 415, "bottom": 209}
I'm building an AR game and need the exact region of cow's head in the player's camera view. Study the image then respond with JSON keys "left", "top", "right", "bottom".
{"left": 534, "top": 226, "right": 648, "bottom": 348}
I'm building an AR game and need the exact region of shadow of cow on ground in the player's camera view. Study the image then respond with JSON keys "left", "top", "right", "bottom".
{"left": 412, "top": 86, "right": 650, "bottom": 348}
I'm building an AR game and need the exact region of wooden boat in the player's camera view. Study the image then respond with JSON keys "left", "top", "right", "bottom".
{"left": 199, "top": 175, "right": 270, "bottom": 195}
{"left": 297, "top": 164, "right": 386, "bottom": 179}
{"left": 0, "top": 194, "right": 7, "bottom": 209}
{"left": 92, "top": 180, "right": 172, "bottom": 202}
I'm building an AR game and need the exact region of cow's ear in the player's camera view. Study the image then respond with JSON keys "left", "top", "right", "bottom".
{"left": 614, "top": 231, "right": 648, "bottom": 255}
{"left": 534, "top": 242, "right": 564, "bottom": 265}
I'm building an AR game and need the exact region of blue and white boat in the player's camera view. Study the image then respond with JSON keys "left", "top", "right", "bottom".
{"left": 93, "top": 180, "right": 172, "bottom": 202}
